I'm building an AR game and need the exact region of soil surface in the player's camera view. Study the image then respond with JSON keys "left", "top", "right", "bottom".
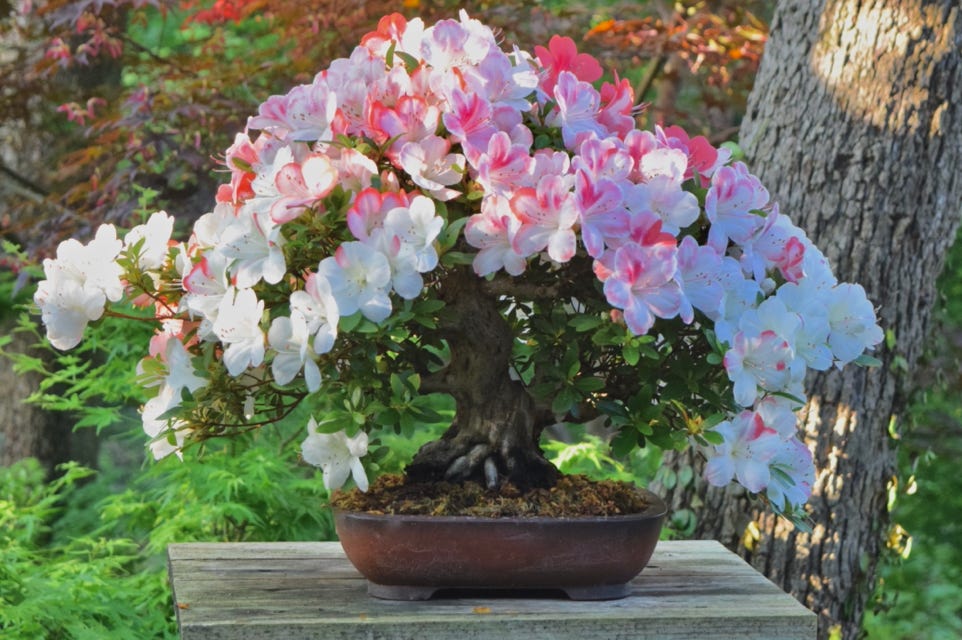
{"left": 330, "top": 474, "right": 652, "bottom": 517}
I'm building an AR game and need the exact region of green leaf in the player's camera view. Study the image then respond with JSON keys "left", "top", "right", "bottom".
{"left": 574, "top": 376, "right": 605, "bottom": 393}
{"left": 568, "top": 316, "right": 603, "bottom": 332}
{"left": 854, "top": 353, "right": 883, "bottom": 367}
{"left": 551, "top": 387, "right": 578, "bottom": 415}
{"left": 440, "top": 251, "right": 475, "bottom": 267}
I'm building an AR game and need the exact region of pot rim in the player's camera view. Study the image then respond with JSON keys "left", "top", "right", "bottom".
{"left": 331, "top": 487, "right": 667, "bottom": 524}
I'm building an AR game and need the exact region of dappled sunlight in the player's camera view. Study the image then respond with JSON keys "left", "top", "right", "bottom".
{"left": 811, "top": 1, "right": 957, "bottom": 132}
{"left": 799, "top": 394, "right": 860, "bottom": 502}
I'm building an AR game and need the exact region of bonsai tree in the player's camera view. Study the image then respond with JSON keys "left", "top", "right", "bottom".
{"left": 32, "top": 12, "right": 882, "bottom": 524}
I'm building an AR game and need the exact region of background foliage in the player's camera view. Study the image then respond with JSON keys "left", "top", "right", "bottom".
{"left": 1, "top": 0, "right": 958, "bottom": 638}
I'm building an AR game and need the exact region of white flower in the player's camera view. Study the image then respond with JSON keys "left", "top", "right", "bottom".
{"left": 301, "top": 417, "right": 369, "bottom": 492}
{"left": 212, "top": 287, "right": 266, "bottom": 376}
{"left": 34, "top": 224, "right": 125, "bottom": 350}
{"left": 219, "top": 207, "right": 287, "bottom": 288}
{"left": 181, "top": 252, "right": 230, "bottom": 339}
{"left": 289, "top": 272, "right": 340, "bottom": 355}
{"left": 141, "top": 385, "right": 190, "bottom": 461}
{"left": 124, "top": 211, "right": 175, "bottom": 270}
{"left": 34, "top": 268, "right": 108, "bottom": 350}
{"left": 268, "top": 313, "right": 322, "bottom": 392}
{"left": 317, "top": 242, "right": 392, "bottom": 323}
{"left": 383, "top": 195, "right": 444, "bottom": 273}
{"left": 826, "top": 283, "right": 884, "bottom": 365}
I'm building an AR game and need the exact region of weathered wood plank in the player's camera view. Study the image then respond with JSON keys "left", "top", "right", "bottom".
{"left": 168, "top": 540, "right": 816, "bottom": 640}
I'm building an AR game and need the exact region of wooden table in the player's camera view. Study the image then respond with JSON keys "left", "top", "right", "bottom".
{"left": 167, "top": 540, "right": 816, "bottom": 639}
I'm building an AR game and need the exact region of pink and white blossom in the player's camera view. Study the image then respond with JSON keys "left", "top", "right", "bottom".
{"left": 397, "top": 136, "right": 464, "bottom": 201}
{"left": 510, "top": 175, "right": 579, "bottom": 263}
{"left": 705, "top": 162, "right": 769, "bottom": 251}
{"left": 704, "top": 410, "right": 782, "bottom": 493}
{"left": 723, "top": 329, "right": 797, "bottom": 407}
{"left": 603, "top": 242, "right": 682, "bottom": 336}
{"left": 766, "top": 437, "right": 815, "bottom": 510}
{"left": 546, "top": 71, "right": 606, "bottom": 150}
{"left": 464, "top": 195, "right": 526, "bottom": 276}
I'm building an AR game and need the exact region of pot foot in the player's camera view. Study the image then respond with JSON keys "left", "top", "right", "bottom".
{"left": 365, "top": 581, "right": 632, "bottom": 601}
{"left": 561, "top": 583, "right": 631, "bottom": 600}
{"left": 367, "top": 583, "right": 439, "bottom": 600}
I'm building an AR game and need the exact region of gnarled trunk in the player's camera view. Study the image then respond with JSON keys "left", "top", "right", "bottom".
{"left": 660, "top": 2, "right": 962, "bottom": 638}
{"left": 405, "top": 268, "right": 558, "bottom": 490}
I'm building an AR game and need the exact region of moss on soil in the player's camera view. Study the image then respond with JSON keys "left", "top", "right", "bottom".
{"left": 330, "top": 473, "right": 651, "bottom": 517}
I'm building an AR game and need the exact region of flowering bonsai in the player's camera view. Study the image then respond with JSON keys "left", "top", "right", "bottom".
{"left": 32, "top": 12, "right": 882, "bottom": 524}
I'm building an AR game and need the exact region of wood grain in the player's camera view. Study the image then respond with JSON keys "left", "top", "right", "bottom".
{"left": 168, "top": 540, "right": 815, "bottom": 639}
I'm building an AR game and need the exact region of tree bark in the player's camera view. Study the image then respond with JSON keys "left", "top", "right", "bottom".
{"left": 0, "top": 318, "right": 99, "bottom": 474}
{"left": 659, "top": 2, "right": 962, "bottom": 638}
{"left": 405, "top": 268, "right": 558, "bottom": 490}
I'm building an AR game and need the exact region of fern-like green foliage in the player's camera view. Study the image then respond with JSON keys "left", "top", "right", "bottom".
{"left": 1, "top": 422, "right": 338, "bottom": 640}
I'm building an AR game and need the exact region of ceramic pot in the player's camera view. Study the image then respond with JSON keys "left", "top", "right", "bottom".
{"left": 333, "top": 487, "right": 667, "bottom": 601}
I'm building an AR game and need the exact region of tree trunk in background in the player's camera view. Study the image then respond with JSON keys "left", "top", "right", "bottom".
{"left": 0, "top": 319, "right": 99, "bottom": 474}
{"left": 659, "top": 2, "right": 962, "bottom": 638}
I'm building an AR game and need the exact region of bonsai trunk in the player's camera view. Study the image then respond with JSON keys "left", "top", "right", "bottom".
{"left": 405, "top": 268, "right": 559, "bottom": 490}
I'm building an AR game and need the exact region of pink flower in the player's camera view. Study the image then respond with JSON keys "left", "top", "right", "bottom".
{"left": 574, "top": 170, "right": 628, "bottom": 258}
{"left": 510, "top": 175, "right": 579, "bottom": 263}
{"left": 571, "top": 135, "right": 632, "bottom": 183}
{"left": 397, "top": 136, "right": 464, "bottom": 201}
{"left": 546, "top": 71, "right": 606, "bottom": 150}
{"left": 676, "top": 236, "right": 727, "bottom": 323}
{"left": 534, "top": 34, "right": 603, "bottom": 95}
{"left": 602, "top": 242, "right": 682, "bottom": 335}
{"left": 248, "top": 78, "right": 337, "bottom": 142}
{"left": 368, "top": 94, "right": 440, "bottom": 156}
{"left": 723, "top": 330, "right": 796, "bottom": 406}
{"left": 626, "top": 175, "right": 700, "bottom": 236}
{"left": 271, "top": 154, "right": 338, "bottom": 223}
{"left": 704, "top": 410, "right": 782, "bottom": 493}
{"left": 656, "top": 125, "right": 729, "bottom": 182}
{"left": 442, "top": 89, "right": 497, "bottom": 159}
{"left": 705, "top": 162, "right": 770, "bottom": 251}
{"left": 346, "top": 188, "right": 412, "bottom": 242}
{"left": 597, "top": 77, "right": 636, "bottom": 139}
{"left": 473, "top": 131, "right": 532, "bottom": 197}
{"left": 464, "top": 195, "right": 526, "bottom": 276}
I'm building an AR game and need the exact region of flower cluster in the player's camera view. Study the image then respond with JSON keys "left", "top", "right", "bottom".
{"left": 33, "top": 12, "right": 882, "bottom": 515}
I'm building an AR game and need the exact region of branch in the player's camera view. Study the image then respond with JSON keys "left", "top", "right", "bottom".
{"left": 480, "top": 276, "right": 560, "bottom": 300}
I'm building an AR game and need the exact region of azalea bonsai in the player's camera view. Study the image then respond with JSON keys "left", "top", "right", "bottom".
{"left": 32, "top": 12, "right": 882, "bottom": 525}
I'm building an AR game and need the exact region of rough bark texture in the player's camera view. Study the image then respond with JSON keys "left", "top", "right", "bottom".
{"left": 0, "top": 319, "right": 99, "bottom": 474}
{"left": 405, "top": 269, "right": 558, "bottom": 490}
{"left": 659, "top": 2, "right": 962, "bottom": 639}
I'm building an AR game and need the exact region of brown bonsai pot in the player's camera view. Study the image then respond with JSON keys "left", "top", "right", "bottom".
{"left": 333, "top": 487, "right": 667, "bottom": 601}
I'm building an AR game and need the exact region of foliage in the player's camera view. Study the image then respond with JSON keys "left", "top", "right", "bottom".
{"left": 0, "top": 459, "right": 174, "bottom": 639}
{"left": 0, "top": 421, "right": 336, "bottom": 639}
{"left": 863, "top": 231, "right": 962, "bottom": 639}
{"left": 585, "top": 1, "right": 771, "bottom": 135}
{"left": 0, "top": 0, "right": 457, "bottom": 255}
{"left": 28, "top": 11, "right": 883, "bottom": 531}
